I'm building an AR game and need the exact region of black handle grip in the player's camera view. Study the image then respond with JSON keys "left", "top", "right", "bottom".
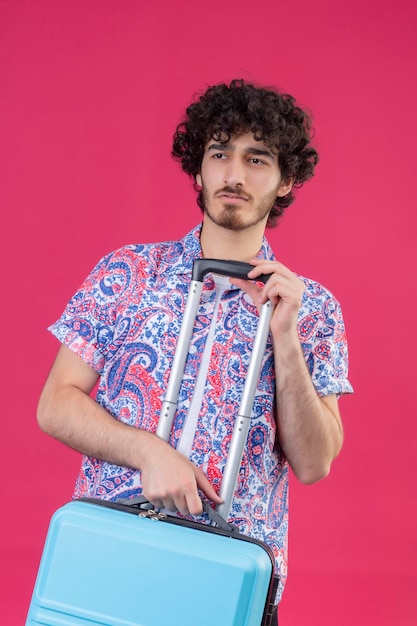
{"left": 192, "top": 258, "right": 271, "bottom": 284}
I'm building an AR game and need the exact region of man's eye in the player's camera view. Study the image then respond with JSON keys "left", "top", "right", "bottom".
{"left": 250, "top": 158, "right": 264, "bottom": 165}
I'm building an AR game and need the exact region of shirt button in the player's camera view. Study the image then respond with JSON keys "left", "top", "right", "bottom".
{"left": 189, "top": 345, "right": 197, "bottom": 354}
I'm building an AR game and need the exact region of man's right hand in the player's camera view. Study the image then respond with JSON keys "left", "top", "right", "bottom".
{"left": 139, "top": 435, "right": 223, "bottom": 516}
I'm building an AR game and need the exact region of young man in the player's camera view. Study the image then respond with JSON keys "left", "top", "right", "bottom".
{"left": 37, "top": 79, "right": 352, "bottom": 619}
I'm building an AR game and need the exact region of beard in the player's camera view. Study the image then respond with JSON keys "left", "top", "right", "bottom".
{"left": 201, "top": 185, "right": 277, "bottom": 231}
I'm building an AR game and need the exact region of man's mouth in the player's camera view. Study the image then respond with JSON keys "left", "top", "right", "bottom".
{"left": 216, "top": 188, "right": 250, "bottom": 201}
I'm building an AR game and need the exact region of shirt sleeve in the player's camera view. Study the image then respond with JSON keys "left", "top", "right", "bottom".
{"left": 48, "top": 249, "right": 130, "bottom": 374}
{"left": 298, "top": 282, "right": 353, "bottom": 398}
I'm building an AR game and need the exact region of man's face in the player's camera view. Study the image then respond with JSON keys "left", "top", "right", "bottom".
{"left": 196, "top": 132, "right": 292, "bottom": 232}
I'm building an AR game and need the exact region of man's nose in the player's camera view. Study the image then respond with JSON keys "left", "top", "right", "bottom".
{"left": 224, "top": 158, "right": 245, "bottom": 187}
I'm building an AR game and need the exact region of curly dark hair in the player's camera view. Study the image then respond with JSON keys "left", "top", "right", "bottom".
{"left": 172, "top": 79, "right": 319, "bottom": 226}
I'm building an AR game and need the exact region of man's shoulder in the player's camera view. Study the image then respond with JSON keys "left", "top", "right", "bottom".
{"left": 296, "top": 273, "right": 341, "bottom": 310}
{"left": 100, "top": 238, "right": 185, "bottom": 273}
{"left": 99, "top": 225, "right": 201, "bottom": 275}
{"left": 109, "top": 237, "right": 180, "bottom": 257}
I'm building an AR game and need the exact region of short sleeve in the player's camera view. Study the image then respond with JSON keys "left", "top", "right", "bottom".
{"left": 298, "top": 282, "right": 353, "bottom": 398}
{"left": 48, "top": 249, "right": 131, "bottom": 373}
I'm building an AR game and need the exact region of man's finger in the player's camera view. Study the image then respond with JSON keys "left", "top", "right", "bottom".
{"left": 185, "top": 491, "right": 204, "bottom": 516}
{"left": 172, "top": 494, "right": 189, "bottom": 516}
{"left": 161, "top": 497, "right": 176, "bottom": 512}
{"left": 195, "top": 467, "right": 223, "bottom": 504}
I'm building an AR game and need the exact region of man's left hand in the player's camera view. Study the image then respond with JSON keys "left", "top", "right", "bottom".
{"left": 230, "top": 258, "right": 305, "bottom": 337}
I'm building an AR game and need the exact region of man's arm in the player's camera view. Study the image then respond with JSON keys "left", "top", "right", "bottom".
{"left": 272, "top": 335, "right": 343, "bottom": 484}
{"left": 231, "top": 259, "right": 344, "bottom": 484}
{"left": 37, "top": 344, "right": 222, "bottom": 514}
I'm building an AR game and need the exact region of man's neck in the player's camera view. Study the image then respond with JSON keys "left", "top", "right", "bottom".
{"left": 199, "top": 218, "right": 266, "bottom": 262}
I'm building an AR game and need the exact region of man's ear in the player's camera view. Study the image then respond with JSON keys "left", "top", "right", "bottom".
{"left": 196, "top": 173, "right": 202, "bottom": 187}
{"left": 277, "top": 178, "right": 294, "bottom": 197}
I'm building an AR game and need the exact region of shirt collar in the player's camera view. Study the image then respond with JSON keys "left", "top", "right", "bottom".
{"left": 162, "top": 224, "right": 203, "bottom": 278}
{"left": 163, "top": 223, "right": 275, "bottom": 277}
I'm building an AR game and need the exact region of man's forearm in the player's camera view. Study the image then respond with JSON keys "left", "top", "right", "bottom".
{"left": 37, "top": 382, "right": 157, "bottom": 470}
{"left": 274, "top": 333, "right": 343, "bottom": 484}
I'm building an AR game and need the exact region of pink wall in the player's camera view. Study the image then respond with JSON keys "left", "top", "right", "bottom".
{"left": 2, "top": 1, "right": 417, "bottom": 624}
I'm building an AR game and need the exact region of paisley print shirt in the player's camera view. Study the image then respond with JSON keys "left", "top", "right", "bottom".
{"left": 49, "top": 224, "right": 353, "bottom": 602}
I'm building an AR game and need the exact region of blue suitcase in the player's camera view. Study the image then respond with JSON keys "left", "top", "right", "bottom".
{"left": 26, "top": 260, "right": 278, "bottom": 626}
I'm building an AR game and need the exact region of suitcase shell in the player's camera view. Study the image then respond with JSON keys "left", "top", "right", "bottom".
{"left": 26, "top": 499, "right": 276, "bottom": 626}
{"left": 27, "top": 260, "right": 278, "bottom": 625}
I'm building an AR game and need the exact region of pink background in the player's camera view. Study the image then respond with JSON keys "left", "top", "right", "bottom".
{"left": 1, "top": 1, "right": 417, "bottom": 624}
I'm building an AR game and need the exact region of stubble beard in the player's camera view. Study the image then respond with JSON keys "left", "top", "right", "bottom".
{"left": 202, "top": 186, "right": 276, "bottom": 232}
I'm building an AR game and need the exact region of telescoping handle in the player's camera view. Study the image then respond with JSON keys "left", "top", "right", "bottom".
{"left": 156, "top": 259, "right": 273, "bottom": 521}
{"left": 192, "top": 258, "right": 271, "bottom": 284}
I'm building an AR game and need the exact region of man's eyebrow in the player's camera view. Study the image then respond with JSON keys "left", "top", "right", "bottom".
{"left": 206, "top": 142, "right": 275, "bottom": 160}
{"left": 207, "top": 143, "right": 229, "bottom": 152}
{"left": 245, "top": 146, "right": 275, "bottom": 160}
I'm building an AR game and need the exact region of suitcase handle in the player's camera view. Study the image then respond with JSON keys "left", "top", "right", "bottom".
{"left": 157, "top": 257, "right": 274, "bottom": 520}
{"left": 115, "top": 496, "right": 238, "bottom": 533}
{"left": 192, "top": 258, "right": 271, "bottom": 284}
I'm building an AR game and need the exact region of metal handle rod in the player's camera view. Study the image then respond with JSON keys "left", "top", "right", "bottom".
{"left": 156, "top": 280, "right": 203, "bottom": 441}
